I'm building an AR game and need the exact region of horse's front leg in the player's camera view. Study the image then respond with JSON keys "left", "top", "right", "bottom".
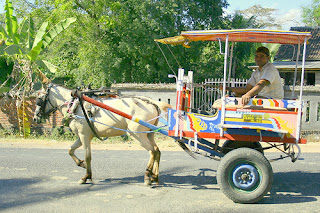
{"left": 78, "top": 136, "right": 93, "bottom": 184}
{"left": 147, "top": 133, "right": 161, "bottom": 185}
{"left": 69, "top": 138, "right": 85, "bottom": 168}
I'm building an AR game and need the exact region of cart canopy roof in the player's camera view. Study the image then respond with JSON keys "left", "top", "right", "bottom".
{"left": 155, "top": 29, "right": 312, "bottom": 47}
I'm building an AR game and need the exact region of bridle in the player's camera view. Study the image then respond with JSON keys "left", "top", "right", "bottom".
{"left": 35, "top": 84, "right": 59, "bottom": 118}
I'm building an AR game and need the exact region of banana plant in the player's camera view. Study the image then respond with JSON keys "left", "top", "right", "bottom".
{"left": 0, "top": 0, "right": 76, "bottom": 81}
{"left": 0, "top": 0, "right": 76, "bottom": 138}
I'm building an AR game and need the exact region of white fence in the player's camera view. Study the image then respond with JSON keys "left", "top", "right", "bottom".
{"left": 193, "top": 78, "right": 248, "bottom": 111}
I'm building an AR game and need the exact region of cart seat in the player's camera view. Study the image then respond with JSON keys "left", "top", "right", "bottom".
{"left": 212, "top": 97, "right": 300, "bottom": 111}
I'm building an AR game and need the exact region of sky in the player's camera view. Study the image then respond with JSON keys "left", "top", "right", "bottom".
{"left": 0, "top": 0, "right": 313, "bottom": 30}
{"left": 225, "top": 0, "right": 312, "bottom": 30}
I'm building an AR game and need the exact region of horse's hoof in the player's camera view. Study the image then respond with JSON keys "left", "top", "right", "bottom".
{"left": 153, "top": 181, "right": 160, "bottom": 185}
{"left": 151, "top": 177, "right": 159, "bottom": 185}
{"left": 78, "top": 179, "right": 87, "bottom": 184}
{"left": 144, "top": 178, "right": 152, "bottom": 186}
{"left": 78, "top": 160, "right": 86, "bottom": 169}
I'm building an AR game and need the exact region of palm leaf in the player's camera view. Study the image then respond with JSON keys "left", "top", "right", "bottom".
{"left": 5, "top": 0, "right": 18, "bottom": 44}
{"left": 4, "top": 44, "right": 26, "bottom": 55}
{"left": 27, "top": 40, "right": 43, "bottom": 61}
{"left": 42, "top": 17, "right": 76, "bottom": 49}
{"left": 28, "top": 17, "right": 76, "bottom": 61}
{"left": 32, "top": 22, "right": 48, "bottom": 49}
{"left": 19, "top": 17, "right": 35, "bottom": 50}
{"left": 35, "top": 60, "right": 58, "bottom": 73}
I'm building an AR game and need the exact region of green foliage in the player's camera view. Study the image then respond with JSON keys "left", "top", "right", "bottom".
{"left": 51, "top": 126, "right": 77, "bottom": 140}
{"left": 5, "top": 0, "right": 261, "bottom": 86}
{"left": 0, "top": 0, "right": 76, "bottom": 95}
{"left": 8, "top": 0, "right": 231, "bottom": 86}
{"left": 5, "top": 0, "right": 19, "bottom": 45}
{"left": 0, "top": 57, "right": 13, "bottom": 87}
{"left": 302, "top": 0, "right": 320, "bottom": 26}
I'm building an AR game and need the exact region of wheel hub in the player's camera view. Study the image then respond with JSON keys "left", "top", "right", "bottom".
{"left": 232, "top": 164, "right": 259, "bottom": 190}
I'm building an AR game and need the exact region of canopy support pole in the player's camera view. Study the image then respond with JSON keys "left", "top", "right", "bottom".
{"left": 220, "top": 35, "right": 229, "bottom": 137}
{"left": 228, "top": 42, "right": 234, "bottom": 86}
{"left": 292, "top": 44, "right": 301, "bottom": 99}
{"left": 296, "top": 37, "right": 307, "bottom": 143}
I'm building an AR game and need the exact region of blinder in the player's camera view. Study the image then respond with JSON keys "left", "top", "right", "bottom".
{"left": 35, "top": 84, "right": 57, "bottom": 118}
{"left": 35, "top": 96, "right": 44, "bottom": 106}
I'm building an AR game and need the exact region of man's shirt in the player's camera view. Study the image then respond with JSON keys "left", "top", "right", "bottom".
{"left": 248, "top": 62, "right": 284, "bottom": 99}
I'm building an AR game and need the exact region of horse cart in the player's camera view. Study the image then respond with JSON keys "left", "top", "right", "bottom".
{"left": 34, "top": 29, "right": 311, "bottom": 204}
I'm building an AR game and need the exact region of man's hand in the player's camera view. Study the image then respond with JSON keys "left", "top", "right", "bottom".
{"left": 241, "top": 79, "right": 269, "bottom": 106}
{"left": 242, "top": 93, "right": 251, "bottom": 106}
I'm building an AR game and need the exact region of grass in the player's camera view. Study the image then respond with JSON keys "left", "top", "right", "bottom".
{"left": 0, "top": 127, "right": 178, "bottom": 148}
{"left": 1, "top": 126, "right": 319, "bottom": 149}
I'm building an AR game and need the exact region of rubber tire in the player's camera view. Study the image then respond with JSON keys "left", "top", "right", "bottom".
{"left": 221, "top": 140, "right": 263, "bottom": 155}
{"left": 217, "top": 148, "right": 273, "bottom": 204}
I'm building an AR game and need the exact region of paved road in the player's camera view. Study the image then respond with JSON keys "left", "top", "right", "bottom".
{"left": 0, "top": 147, "right": 319, "bottom": 212}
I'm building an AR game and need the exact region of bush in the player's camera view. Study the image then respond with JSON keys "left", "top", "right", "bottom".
{"left": 50, "top": 126, "right": 77, "bottom": 141}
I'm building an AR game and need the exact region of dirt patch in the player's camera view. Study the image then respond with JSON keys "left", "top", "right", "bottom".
{"left": 1, "top": 138, "right": 320, "bottom": 153}
{"left": 0, "top": 138, "right": 182, "bottom": 151}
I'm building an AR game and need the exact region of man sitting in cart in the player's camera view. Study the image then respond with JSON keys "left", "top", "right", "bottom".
{"left": 223, "top": 46, "right": 284, "bottom": 106}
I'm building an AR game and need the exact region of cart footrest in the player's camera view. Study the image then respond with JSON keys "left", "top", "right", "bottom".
{"left": 218, "top": 124, "right": 289, "bottom": 134}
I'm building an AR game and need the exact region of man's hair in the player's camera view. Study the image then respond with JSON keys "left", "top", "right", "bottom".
{"left": 256, "top": 46, "right": 270, "bottom": 56}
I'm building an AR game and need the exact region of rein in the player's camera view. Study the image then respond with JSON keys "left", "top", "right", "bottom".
{"left": 76, "top": 90, "right": 105, "bottom": 141}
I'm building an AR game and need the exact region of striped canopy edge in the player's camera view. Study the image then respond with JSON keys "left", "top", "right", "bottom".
{"left": 155, "top": 29, "right": 312, "bottom": 47}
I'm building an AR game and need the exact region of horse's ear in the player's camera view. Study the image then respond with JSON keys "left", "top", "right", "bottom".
{"left": 87, "top": 83, "right": 92, "bottom": 90}
{"left": 37, "top": 69, "right": 51, "bottom": 86}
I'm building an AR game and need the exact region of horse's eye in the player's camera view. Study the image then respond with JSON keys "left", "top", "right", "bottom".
{"left": 35, "top": 99, "right": 43, "bottom": 106}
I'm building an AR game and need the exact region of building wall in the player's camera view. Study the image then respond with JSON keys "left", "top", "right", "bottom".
{"left": 0, "top": 96, "right": 63, "bottom": 134}
{"left": 117, "top": 89, "right": 177, "bottom": 106}
{"left": 315, "top": 72, "right": 320, "bottom": 85}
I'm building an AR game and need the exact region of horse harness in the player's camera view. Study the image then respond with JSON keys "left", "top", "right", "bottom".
{"left": 35, "top": 84, "right": 59, "bottom": 118}
{"left": 69, "top": 88, "right": 118, "bottom": 141}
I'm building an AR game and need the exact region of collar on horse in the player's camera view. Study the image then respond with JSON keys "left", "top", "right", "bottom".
{"left": 72, "top": 89, "right": 105, "bottom": 141}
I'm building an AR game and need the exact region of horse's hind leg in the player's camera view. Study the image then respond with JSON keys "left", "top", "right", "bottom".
{"left": 145, "top": 150, "right": 156, "bottom": 185}
{"left": 69, "top": 138, "right": 85, "bottom": 168}
{"left": 129, "top": 132, "right": 160, "bottom": 185}
{"left": 148, "top": 133, "right": 161, "bottom": 184}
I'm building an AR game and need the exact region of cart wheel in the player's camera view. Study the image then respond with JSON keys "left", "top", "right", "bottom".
{"left": 217, "top": 148, "right": 273, "bottom": 203}
{"left": 221, "top": 140, "right": 263, "bottom": 154}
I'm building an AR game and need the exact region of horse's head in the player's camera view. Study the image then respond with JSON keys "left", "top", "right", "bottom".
{"left": 33, "top": 84, "right": 57, "bottom": 124}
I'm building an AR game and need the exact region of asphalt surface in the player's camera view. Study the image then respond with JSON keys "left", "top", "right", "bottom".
{"left": 0, "top": 147, "right": 319, "bottom": 213}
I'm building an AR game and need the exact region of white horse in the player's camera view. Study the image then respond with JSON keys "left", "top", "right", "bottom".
{"left": 33, "top": 83, "right": 172, "bottom": 185}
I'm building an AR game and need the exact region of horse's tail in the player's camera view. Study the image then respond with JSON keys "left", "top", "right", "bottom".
{"left": 153, "top": 101, "right": 172, "bottom": 115}
{"left": 130, "top": 96, "right": 172, "bottom": 115}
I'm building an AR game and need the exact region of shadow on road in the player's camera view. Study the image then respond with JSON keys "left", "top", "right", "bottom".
{"left": 0, "top": 177, "right": 116, "bottom": 211}
{"left": 101, "top": 169, "right": 320, "bottom": 204}
{"left": 101, "top": 167, "right": 219, "bottom": 190}
{"left": 0, "top": 171, "right": 318, "bottom": 210}
{"left": 262, "top": 171, "right": 320, "bottom": 204}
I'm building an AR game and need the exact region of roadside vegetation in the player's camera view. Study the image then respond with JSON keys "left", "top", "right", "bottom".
{"left": 0, "top": 126, "right": 180, "bottom": 146}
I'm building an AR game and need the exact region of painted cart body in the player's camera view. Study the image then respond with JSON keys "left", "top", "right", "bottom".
{"left": 167, "top": 98, "right": 306, "bottom": 144}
